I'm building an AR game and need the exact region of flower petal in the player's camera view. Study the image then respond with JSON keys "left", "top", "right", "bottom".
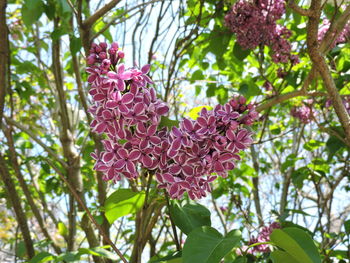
{"left": 122, "top": 93, "right": 134, "bottom": 104}
{"left": 129, "top": 150, "right": 141, "bottom": 161}
{"left": 117, "top": 148, "right": 128, "bottom": 159}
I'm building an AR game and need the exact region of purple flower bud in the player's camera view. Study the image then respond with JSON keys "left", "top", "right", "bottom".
{"left": 87, "top": 54, "right": 96, "bottom": 65}
{"left": 108, "top": 48, "right": 116, "bottom": 55}
{"left": 99, "top": 52, "right": 107, "bottom": 60}
{"left": 117, "top": 50, "right": 125, "bottom": 58}
{"left": 111, "top": 42, "right": 119, "bottom": 50}
{"left": 95, "top": 45, "right": 102, "bottom": 53}
{"left": 99, "top": 42, "right": 108, "bottom": 50}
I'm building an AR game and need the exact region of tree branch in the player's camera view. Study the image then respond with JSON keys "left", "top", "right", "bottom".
{"left": 288, "top": 0, "right": 313, "bottom": 17}
{"left": 319, "top": 5, "right": 350, "bottom": 54}
{"left": 82, "top": 0, "right": 121, "bottom": 29}
{"left": 3, "top": 126, "right": 62, "bottom": 254}
{"left": 0, "top": 0, "right": 9, "bottom": 127}
{"left": 45, "top": 158, "right": 129, "bottom": 263}
{"left": 0, "top": 154, "right": 35, "bottom": 259}
{"left": 4, "top": 117, "right": 68, "bottom": 169}
{"left": 307, "top": 0, "right": 350, "bottom": 145}
{"left": 255, "top": 90, "right": 326, "bottom": 112}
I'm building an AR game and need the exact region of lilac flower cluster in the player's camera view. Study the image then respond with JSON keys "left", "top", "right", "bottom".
{"left": 318, "top": 19, "right": 350, "bottom": 48}
{"left": 326, "top": 96, "right": 350, "bottom": 115}
{"left": 224, "top": 0, "right": 299, "bottom": 65}
{"left": 87, "top": 42, "right": 169, "bottom": 180}
{"left": 87, "top": 42, "right": 258, "bottom": 199}
{"left": 291, "top": 101, "right": 314, "bottom": 124}
{"left": 156, "top": 97, "right": 258, "bottom": 199}
{"left": 248, "top": 222, "right": 281, "bottom": 253}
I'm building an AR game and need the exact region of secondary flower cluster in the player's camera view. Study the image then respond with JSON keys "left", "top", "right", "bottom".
{"left": 156, "top": 97, "right": 258, "bottom": 199}
{"left": 225, "top": 0, "right": 299, "bottom": 65}
{"left": 291, "top": 102, "right": 314, "bottom": 124}
{"left": 87, "top": 42, "right": 258, "bottom": 199}
{"left": 318, "top": 19, "right": 350, "bottom": 48}
{"left": 325, "top": 96, "right": 350, "bottom": 116}
{"left": 248, "top": 222, "right": 281, "bottom": 253}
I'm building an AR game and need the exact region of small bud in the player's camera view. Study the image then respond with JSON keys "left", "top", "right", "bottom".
{"left": 95, "top": 45, "right": 102, "bottom": 53}
{"left": 101, "top": 59, "right": 111, "bottom": 69}
{"left": 108, "top": 48, "right": 116, "bottom": 55}
{"left": 111, "top": 42, "right": 119, "bottom": 50}
{"left": 87, "top": 54, "right": 96, "bottom": 65}
{"left": 239, "top": 96, "right": 246, "bottom": 105}
{"left": 99, "top": 42, "right": 108, "bottom": 50}
{"left": 117, "top": 50, "right": 125, "bottom": 58}
{"left": 99, "top": 52, "right": 107, "bottom": 60}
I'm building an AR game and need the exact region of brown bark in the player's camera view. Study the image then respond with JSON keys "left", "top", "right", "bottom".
{"left": 69, "top": 23, "right": 110, "bottom": 250}
{"left": 0, "top": 154, "right": 35, "bottom": 259}
{"left": 3, "top": 126, "right": 62, "bottom": 254}
{"left": 52, "top": 17, "right": 104, "bottom": 262}
{"left": 307, "top": 0, "right": 350, "bottom": 146}
{"left": 0, "top": 0, "right": 8, "bottom": 126}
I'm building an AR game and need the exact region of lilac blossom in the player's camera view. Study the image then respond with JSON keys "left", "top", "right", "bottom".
{"left": 248, "top": 222, "right": 281, "bottom": 253}
{"left": 318, "top": 19, "right": 350, "bottom": 48}
{"left": 291, "top": 102, "right": 314, "bottom": 124}
{"left": 87, "top": 41, "right": 258, "bottom": 200}
{"left": 225, "top": 0, "right": 299, "bottom": 65}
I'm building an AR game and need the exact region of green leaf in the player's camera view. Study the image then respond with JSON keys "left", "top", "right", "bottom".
{"left": 238, "top": 82, "right": 260, "bottom": 100}
{"left": 182, "top": 226, "right": 241, "bottom": 263}
{"left": 190, "top": 69, "right": 204, "bottom": 83}
{"left": 231, "top": 256, "right": 247, "bottom": 263}
{"left": 326, "top": 135, "right": 345, "bottom": 161}
{"left": 104, "top": 189, "right": 145, "bottom": 224}
{"left": 270, "top": 250, "right": 299, "bottom": 263}
{"left": 57, "top": 0, "right": 72, "bottom": 16}
{"left": 344, "top": 219, "right": 350, "bottom": 235}
{"left": 233, "top": 42, "right": 251, "bottom": 60}
{"left": 303, "top": 140, "right": 324, "bottom": 151}
{"left": 16, "top": 241, "right": 26, "bottom": 258}
{"left": 270, "top": 227, "right": 321, "bottom": 263}
{"left": 149, "top": 251, "right": 182, "bottom": 262}
{"left": 22, "top": 0, "right": 44, "bottom": 27}
{"left": 69, "top": 36, "right": 82, "bottom": 55}
{"left": 51, "top": 27, "right": 67, "bottom": 40}
{"left": 55, "top": 252, "right": 79, "bottom": 262}
{"left": 58, "top": 221, "right": 68, "bottom": 237}
{"left": 159, "top": 116, "right": 179, "bottom": 129}
{"left": 78, "top": 247, "right": 118, "bottom": 260}
{"left": 29, "top": 252, "right": 55, "bottom": 263}
{"left": 170, "top": 202, "right": 211, "bottom": 235}
{"left": 185, "top": 106, "right": 213, "bottom": 120}
{"left": 43, "top": 1, "right": 56, "bottom": 20}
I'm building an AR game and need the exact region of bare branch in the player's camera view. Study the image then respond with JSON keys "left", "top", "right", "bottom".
{"left": 45, "top": 158, "right": 129, "bottom": 263}
{"left": 255, "top": 90, "right": 326, "bottom": 112}
{"left": 3, "top": 126, "right": 62, "bottom": 254}
{"left": 0, "top": 0, "right": 9, "bottom": 126}
{"left": 320, "top": 5, "right": 350, "bottom": 54}
{"left": 83, "top": 0, "right": 121, "bottom": 29}
{"left": 0, "top": 154, "right": 35, "bottom": 259}
{"left": 307, "top": 0, "right": 350, "bottom": 145}
{"left": 288, "top": 0, "right": 313, "bottom": 17}
{"left": 4, "top": 117, "right": 68, "bottom": 169}
{"left": 91, "top": 0, "right": 163, "bottom": 41}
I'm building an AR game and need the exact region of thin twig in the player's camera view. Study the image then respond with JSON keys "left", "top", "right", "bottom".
{"left": 83, "top": 0, "right": 121, "bottom": 29}
{"left": 164, "top": 192, "right": 181, "bottom": 251}
{"left": 45, "top": 158, "right": 129, "bottom": 263}
{"left": 4, "top": 117, "right": 68, "bottom": 169}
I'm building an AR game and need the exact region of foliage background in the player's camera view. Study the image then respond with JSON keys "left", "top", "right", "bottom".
{"left": 0, "top": 0, "right": 350, "bottom": 262}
